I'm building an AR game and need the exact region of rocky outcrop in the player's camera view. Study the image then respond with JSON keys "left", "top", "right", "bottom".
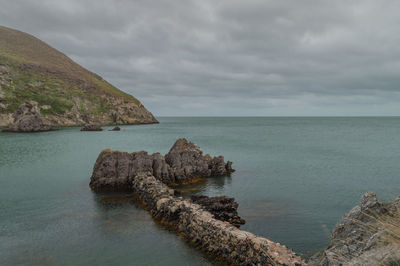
{"left": 131, "top": 172, "right": 305, "bottom": 266}
{"left": 90, "top": 138, "right": 234, "bottom": 190}
{"left": 165, "top": 138, "right": 234, "bottom": 183}
{"left": 190, "top": 195, "right": 245, "bottom": 227}
{"left": 309, "top": 192, "right": 400, "bottom": 265}
{"left": 89, "top": 140, "right": 305, "bottom": 265}
{"left": 81, "top": 123, "right": 103, "bottom": 131}
{"left": 2, "top": 101, "right": 52, "bottom": 132}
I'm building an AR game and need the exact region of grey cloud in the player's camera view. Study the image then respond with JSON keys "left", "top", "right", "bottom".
{"left": 1, "top": 0, "right": 400, "bottom": 116}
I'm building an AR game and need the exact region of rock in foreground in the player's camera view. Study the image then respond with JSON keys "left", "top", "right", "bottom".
{"left": 90, "top": 138, "right": 234, "bottom": 190}
{"left": 309, "top": 192, "right": 400, "bottom": 265}
{"left": 132, "top": 172, "right": 305, "bottom": 265}
{"left": 81, "top": 123, "right": 103, "bottom": 131}
{"left": 2, "top": 101, "right": 52, "bottom": 132}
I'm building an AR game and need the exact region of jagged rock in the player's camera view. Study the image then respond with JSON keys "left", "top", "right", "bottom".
{"left": 165, "top": 138, "right": 234, "bottom": 183}
{"left": 89, "top": 138, "right": 234, "bottom": 190}
{"left": 309, "top": 192, "right": 400, "bottom": 265}
{"left": 190, "top": 195, "right": 246, "bottom": 227}
{"left": 81, "top": 123, "right": 103, "bottom": 131}
{"left": 2, "top": 101, "right": 52, "bottom": 132}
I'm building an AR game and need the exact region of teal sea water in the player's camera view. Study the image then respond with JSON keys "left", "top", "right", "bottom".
{"left": 1, "top": 117, "right": 400, "bottom": 265}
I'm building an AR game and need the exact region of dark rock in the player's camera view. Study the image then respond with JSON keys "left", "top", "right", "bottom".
{"left": 165, "top": 138, "right": 234, "bottom": 183}
{"left": 2, "top": 101, "right": 52, "bottom": 132}
{"left": 90, "top": 138, "right": 235, "bottom": 190}
{"left": 190, "top": 195, "right": 246, "bottom": 227}
{"left": 111, "top": 126, "right": 120, "bottom": 131}
{"left": 81, "top": 123, "right": 103, "bottom": 131}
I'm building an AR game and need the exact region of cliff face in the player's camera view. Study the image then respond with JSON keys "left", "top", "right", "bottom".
{"left": 309, "top": 192, "right": 400, "bottom": 265}
{"left": 0, "top": 26, "right": 158, "bottom": 127}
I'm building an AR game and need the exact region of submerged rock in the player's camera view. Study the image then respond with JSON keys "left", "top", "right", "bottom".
{"left": 111, "top": 126, "right": 120, "bottom": 131}
{"left": 90, "top": 138, "right": 235, "bottom": 190}
{"left": 190, "top": 195, "right": 246, "bottom": 227}
{"left": 309, "top": 192, "right": 400, "bottom": 265}
{"left": 2, "top": 101, "right": 52, "bottom": 132}
{"left": 81, "top": 123, "right": 103, "bottom": 131}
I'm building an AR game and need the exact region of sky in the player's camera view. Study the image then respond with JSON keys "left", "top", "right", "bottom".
{"left": 1, "top": 0, "right": 400, "bottom": 116}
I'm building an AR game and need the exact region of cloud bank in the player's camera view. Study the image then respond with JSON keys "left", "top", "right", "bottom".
{"left": 1, "top": 0, "right": 400, "bottom": 116}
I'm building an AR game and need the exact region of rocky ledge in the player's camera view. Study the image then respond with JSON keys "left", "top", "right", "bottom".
{"left": 90, "top": 138, "right": 234, "bottom": 190}
{"left": 2, "top": 101, "right": 52, "bottom": 132}
{"left": 81, "top": 123, "right": 103, "bottom": 131}
{"left": 309, "top": 192, "right": 400, "bottom": 265}
{"left": 133, "top": 172, "right": 305, "bottom": 265}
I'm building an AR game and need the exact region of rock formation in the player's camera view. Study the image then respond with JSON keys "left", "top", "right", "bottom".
{"left": 309, "top": 192, "right": 400, "bottom": 265}
{"left": 165, "top": 138, "right": 234, "bottom": 183}
{"left": 190, "top": 195, "right": 245, "bottom": 227}
{"left": 90, "top": 138, "right": 234, "bottom": 190}
{"left": 131, "top": 172, "right": 305, "bottom": 265}
{"left": 81, "top": 123, "right": 103, "bottom": 131}
{"left": 89, "top": 139, "right": 305, "bottom": 264}
{"left": 111, "top": 126, "right": 120, "bottom": 131}
{"left": 2, "top": 101, "right": 52, "bottom": 132}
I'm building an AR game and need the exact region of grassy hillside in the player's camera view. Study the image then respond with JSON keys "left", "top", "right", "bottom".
{"left": 0, "top": 26, "right": 150, "bottom": 122}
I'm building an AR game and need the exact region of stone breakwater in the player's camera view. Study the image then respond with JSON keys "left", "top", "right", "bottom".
{"left": 90, "top": 138, "right": 234, "bottom": 190}
{"left": 133, "top": 172, "right": 305, "bottom": 266}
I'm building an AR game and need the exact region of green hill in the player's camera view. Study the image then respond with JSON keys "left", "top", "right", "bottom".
{"left": 0, "top": 26, "right": 157, "bottom": 126}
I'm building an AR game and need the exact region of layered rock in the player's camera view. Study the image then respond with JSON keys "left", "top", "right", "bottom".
{"left": 190, "top": 195, "right": 245, "bottom": 227}
{"left": 81, "top": 123, "right": 103, "bottom": 131}
{"left": 309, "top": 192, "right": 400, "bottom": 265}
{"left": 133, "top": 172, "right": 305, "bottom": 265}
{"left": 2, "top": 101, "right": 52, "bottom": 132}
{"left": 90, "top": 138, "right": 234, "bottom": 190}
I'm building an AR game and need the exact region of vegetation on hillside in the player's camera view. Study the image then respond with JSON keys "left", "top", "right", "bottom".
{"left": 0, "top": 26, "right": 140, "bottom": 117}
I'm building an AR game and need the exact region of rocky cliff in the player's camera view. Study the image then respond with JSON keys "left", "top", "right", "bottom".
{"left": 0, "top": 26, "right": 157, "bottom": 127}
{"left": 309, "top": 192, "right": 400, "bottom": 265}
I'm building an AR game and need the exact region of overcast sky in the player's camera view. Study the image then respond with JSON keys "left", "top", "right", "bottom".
{"left": 1, "top": 0, "right": 400, "bottom": 116}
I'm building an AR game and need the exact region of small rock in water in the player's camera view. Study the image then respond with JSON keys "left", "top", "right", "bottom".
{"left": 2, "top": 101, "right": 52, "bottom": 132}
{"left": 81, "top": 123, "right": 103, "bottom": 131}
{"left": 111, "top": 126, "right": 120, "bottom": 131}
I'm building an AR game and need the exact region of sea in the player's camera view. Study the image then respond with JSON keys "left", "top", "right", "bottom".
{"left": 1, "top": 117, "right": 400, "bottom": 265}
